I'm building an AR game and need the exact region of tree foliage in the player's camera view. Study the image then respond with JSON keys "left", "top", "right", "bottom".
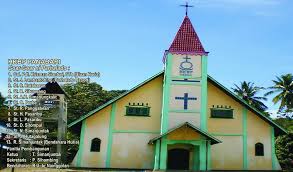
{"left": 232, "top": 81, "right": 268, "bottom": 112}
{"left": 274, "top": 118, "right": 293, "bottom": 132}
{"left": 265, "top": 74, "right": 293, "bottom": 118}
{"left": 66, "top": 130, "right": 79, "bottom": 163}
{"left": 62, "top": 82, "right": 127, "bottom": 124}
{"left": 275, "top": 132, "right": 293, "bottom": 170}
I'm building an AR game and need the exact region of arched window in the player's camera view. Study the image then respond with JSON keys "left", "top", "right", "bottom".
{"left": 255, "top": 142, "right": 264, "bottom": 156}
{"left": 90, "top": 138, "right": 101, "bottom": 152}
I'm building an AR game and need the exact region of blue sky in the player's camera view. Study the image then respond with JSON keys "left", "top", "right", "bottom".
{"left": 0, "top": 0, "right": 292, "bottom": 116}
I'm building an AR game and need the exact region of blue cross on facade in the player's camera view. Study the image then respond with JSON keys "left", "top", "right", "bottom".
{"left": 175, "top": 93, "right": 197, "bottom": 110}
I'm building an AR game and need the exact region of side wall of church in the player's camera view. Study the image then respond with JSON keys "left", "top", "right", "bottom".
{"left": 110, "top": 75, "right": 163, "bottom": 168}
{"left": 247, "top": 109, "right": 273, "bottom": 170}
{"left": 79, "top": 105, "right": 111, "bottom": 167}
{"left": 207, "top": 81, "right": 276, "bottom": 170}
{"left": 72, "top": 74, "right": 163, "bottom": 168}
{"left": 207, "top": 82, "right": 244, "bottom": 169}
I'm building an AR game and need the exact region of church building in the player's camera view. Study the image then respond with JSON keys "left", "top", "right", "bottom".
{"left": 69, "top": 14, "right": 287, "bottom": 170}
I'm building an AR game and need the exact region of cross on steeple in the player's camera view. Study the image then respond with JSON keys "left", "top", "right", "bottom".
{"left": 180, "top": 2, "right": 194, "bottom": 16}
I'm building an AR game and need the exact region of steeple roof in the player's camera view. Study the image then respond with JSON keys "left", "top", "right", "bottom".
{"left": 169, "top": 16, "right": 207, "bottom": 54}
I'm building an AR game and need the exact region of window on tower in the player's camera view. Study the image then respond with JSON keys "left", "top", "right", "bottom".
{"left": 255, "top": 142, "right": 264, "bottom": 156}
{"left": 90, "top": 138, "right": 101, "bottom": 152}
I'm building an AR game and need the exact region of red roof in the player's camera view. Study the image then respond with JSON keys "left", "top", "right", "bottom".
{"left": 169, "top": 16, "right": 206, "bottom": 54}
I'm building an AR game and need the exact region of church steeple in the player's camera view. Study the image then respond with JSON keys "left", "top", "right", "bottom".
{"left": 159, "top": 15, "right": 209, "bottom": 169}
{"left": 161, "top": 14, "right": 209, "bottom": 138}
{"left": 169, "top": 16, "right": 207, "bottom": 55}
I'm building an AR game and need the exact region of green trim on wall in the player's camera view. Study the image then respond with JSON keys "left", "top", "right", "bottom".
{"left": 159, "top": 137, "right": 167, "bottom": 169}
{"left": 169, "top": 109, "right": 201, "bottom": 113}
{"left": 170, "top": 81, "right": 201, "bottom": 86}
{"left": 271, "top": 126, "right": 276, "bottom": 170}
{"left": 207, "top": 140, "right": 211, "bottom": 170}
{"left": 193, "top": 145, "right": 200, "bottom": 171}
{"left": 201, "top": 55, "right": 208, "bottom": 131}
{"left": 199, "top": 140, "right": 207, "bottom": 170}
{"left": 159, "top": 53, "right": 173, "bottom": 170}
{"left": 161, "top": 53, "right": 173, "bottom": 133}
{"left": 211, "top": 133, "right": 243, "bottom": 136}
{"left": 154, "top": 140, "right": 160, "bottom": 170}
{"left": 105, "top": 103, "right": 117, "bottom": 168}
{"left": 77, "top": 120, "right": 86, "bottom": 167}
{"left": 242, "top": 107, "right": 248, "bottom": 170}
{"left": 112, "top": 130, "right": 160, "bottom": 134}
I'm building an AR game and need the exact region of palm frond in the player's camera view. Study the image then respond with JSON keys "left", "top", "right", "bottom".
{"left": 253, "top": 96, "right": 268, "bottom": 101}
{"left": 264, "top": 90, "right": 279, "bottom": 96}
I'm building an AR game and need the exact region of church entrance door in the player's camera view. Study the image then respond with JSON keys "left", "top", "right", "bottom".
{"left": 167, "top": 148, "right": 189, "bottom": 170}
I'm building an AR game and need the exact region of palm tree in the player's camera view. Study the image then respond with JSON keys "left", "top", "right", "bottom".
{"left": 265, "top": 74, "right": 293, "bottom": 114}
{"left": 232, "top": 81, "right": 268, "bottom": 112}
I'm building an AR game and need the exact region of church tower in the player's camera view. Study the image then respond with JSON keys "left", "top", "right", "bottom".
{"left": 161, "top": 15, "right": 208, "bottom": 132}
{"left": 157, "top": 15, "right": 209, "bottom": 170}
